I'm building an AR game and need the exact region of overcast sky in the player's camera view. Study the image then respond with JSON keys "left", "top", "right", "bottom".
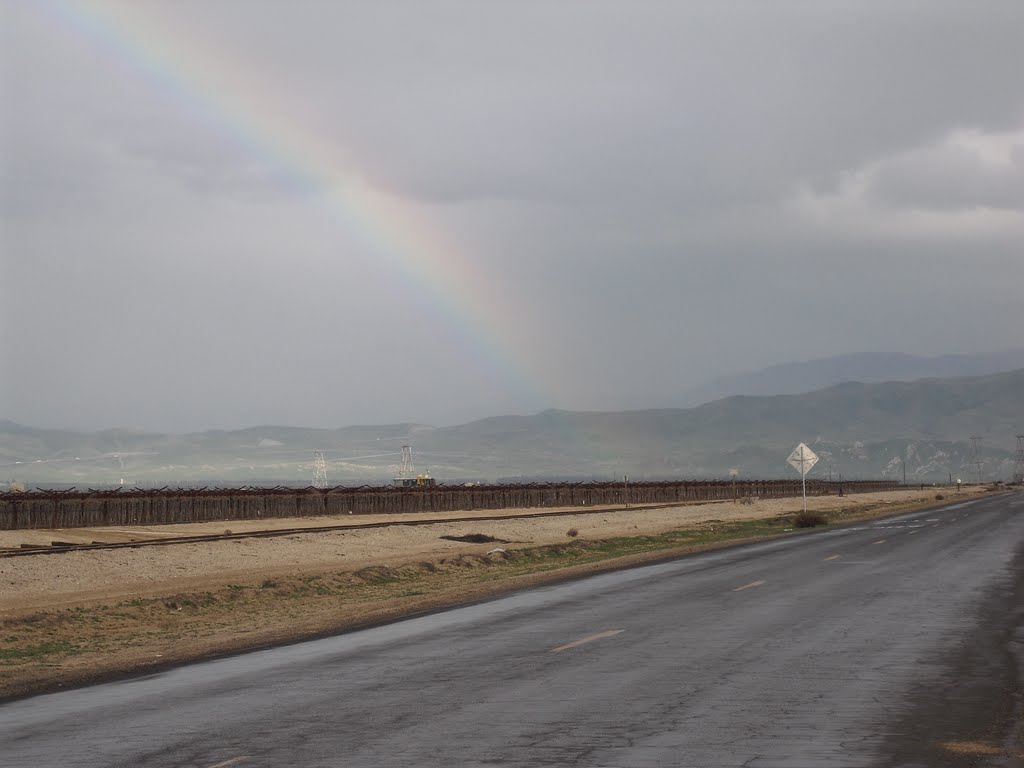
{"left": 2, "top": 1, "right": 1023, "bottom": 433}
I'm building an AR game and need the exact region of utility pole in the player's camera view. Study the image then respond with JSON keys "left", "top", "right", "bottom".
{"left": 623, "top": 475, "right": 629, "bottom": 508}
{"left": 1014, "top": 435, "right": 1024, "bottom": 485}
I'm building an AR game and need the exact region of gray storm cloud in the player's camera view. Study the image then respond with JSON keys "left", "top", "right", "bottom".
{"left": 1, "top": 1, "right": 1022, "bottom": 433}
{"left": 864, "top": 137, "right": 1024, "bottom": 212}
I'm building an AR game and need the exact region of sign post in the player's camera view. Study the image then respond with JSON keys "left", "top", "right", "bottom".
{"left": 787, "top": 442, "right": 819, "bottom": 514}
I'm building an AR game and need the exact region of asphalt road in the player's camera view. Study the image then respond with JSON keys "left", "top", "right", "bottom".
{"left": 2, "top": 492, "right": 1023, "bottom": 768}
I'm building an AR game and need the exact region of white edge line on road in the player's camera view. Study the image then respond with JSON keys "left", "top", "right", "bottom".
{"left": 733, "top": 580, "right": 766, "bottom": 592}
{"left": 207, "top": 758, "right": 250, "bottom": 768}
{"left": 549, "top": 629, "right": 624, "bottom": 653}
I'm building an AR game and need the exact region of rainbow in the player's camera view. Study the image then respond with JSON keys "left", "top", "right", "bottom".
{"left": 37, "top": 0, "right": 552, "bottom": 410}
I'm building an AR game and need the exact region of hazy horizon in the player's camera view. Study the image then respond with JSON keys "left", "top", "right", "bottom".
{"left": 4, "top": 348, "right": 1023, "bottom": 435}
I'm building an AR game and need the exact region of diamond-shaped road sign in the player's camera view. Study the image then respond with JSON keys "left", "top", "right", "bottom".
{"left": 787, "top": 443, "right": 819, "bottom": 477}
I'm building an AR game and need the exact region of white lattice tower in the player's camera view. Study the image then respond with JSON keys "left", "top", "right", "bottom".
{"left": 1014, "top": 435, "right": 1024, "bottom": 484}
{"left": 399, "top": 445, "right": 415, "bottom": 478}
{"left": 312, "top": 450, "right": 328, "bottom": 489}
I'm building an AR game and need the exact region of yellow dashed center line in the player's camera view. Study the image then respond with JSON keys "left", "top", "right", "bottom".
{"left": 549, "top": 629, "right": 625, "bottom": 653}
{"left": 873, "top": 539, "right": 887, "bottom": 545}
{"left": 733, "top": 580, "right": 766, "bottom": 592}
{"left": 823, "top": 554, "right": 841, "bottom": 561}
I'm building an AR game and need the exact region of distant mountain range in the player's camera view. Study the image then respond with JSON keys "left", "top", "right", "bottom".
{"left": 682, "top": 349, "right": 1024, "bottom": 405}
{"left": 2, "top": 368, "right": 1022, "bottom": 486}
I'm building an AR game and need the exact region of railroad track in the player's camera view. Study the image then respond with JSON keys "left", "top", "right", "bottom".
{"left": 0, "top": 500, "right": 721, "bottom": 558}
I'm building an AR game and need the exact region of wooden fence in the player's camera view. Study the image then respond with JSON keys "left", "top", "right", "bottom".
{"left": 0, "top": 479, "right": 901, "bottom": 530}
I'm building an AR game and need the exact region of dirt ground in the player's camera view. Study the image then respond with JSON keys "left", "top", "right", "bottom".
{"left": 0, "top": 487, "right": 968, "bottom": 615}
{"left": 0, "top": 486, "right": 983, "bottom": 699}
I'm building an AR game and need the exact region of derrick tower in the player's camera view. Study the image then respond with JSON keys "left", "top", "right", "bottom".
{"left": 399, "top": 445, "right": 415, "bottom": 478}
{"left": 312, "top": 450, "right": 328, "bottom": 489}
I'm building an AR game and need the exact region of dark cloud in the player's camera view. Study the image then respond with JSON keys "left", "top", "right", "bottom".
{"left": 267, "top": 2, "right": 1024, "bottom": 210}
{"left": 2, "top": 1, "right": 1023, "bottom": 433}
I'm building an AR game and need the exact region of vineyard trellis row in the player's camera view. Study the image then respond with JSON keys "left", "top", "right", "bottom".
{"left": 0, "top": 479, "right": 901, "bottom": 531}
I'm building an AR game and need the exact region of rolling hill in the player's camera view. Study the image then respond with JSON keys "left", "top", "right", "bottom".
{"left": 683, "top": 349, "right": 1024, "bottom": 405}
{"left": 2, "top": 369, "right": 1021, "bottom": 486}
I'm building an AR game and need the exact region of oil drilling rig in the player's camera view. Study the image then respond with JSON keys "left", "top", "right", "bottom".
{"left": 392, "top": 445, "right": 435, "bottom": 488}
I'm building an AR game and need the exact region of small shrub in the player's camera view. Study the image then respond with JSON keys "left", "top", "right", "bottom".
{"left": 260, "top": 579, "right": 279, "bottom": 589}
{"left": 935, "top": 494, "right": 945, "bottom": 500}
{"left": 566, "top": 528, "right": 579, "bottom": 538}
{"left": 353, "top": 565, "right": 400, "bottom": 583}
{"left": 793, "top": 512, "right": 827, "bottom": 528}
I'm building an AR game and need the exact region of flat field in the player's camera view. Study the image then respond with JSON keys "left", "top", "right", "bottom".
{"left": 0, "top": 487, "right": 980, "bottom": 699}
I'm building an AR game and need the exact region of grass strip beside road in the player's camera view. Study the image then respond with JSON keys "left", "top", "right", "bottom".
{"left": 0, "top": 494, "right": 965, "bottom": 700}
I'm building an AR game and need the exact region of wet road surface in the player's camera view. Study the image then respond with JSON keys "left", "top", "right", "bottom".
{"left": 2, "top": 492, "right": 1022, "bottom": 767}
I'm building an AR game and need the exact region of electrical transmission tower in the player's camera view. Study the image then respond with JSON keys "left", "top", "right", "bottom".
{"left": 398, "top": 445, "right": 415, "bottom": 478}
{"left": 312, "top": 450, "right": 328, "bottom": 489}
{"left": 1014, "top": 435, "right": 1024, "bottom": 485}
{"left": 969, "top": 436, "right": 983, "bottom": 484}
